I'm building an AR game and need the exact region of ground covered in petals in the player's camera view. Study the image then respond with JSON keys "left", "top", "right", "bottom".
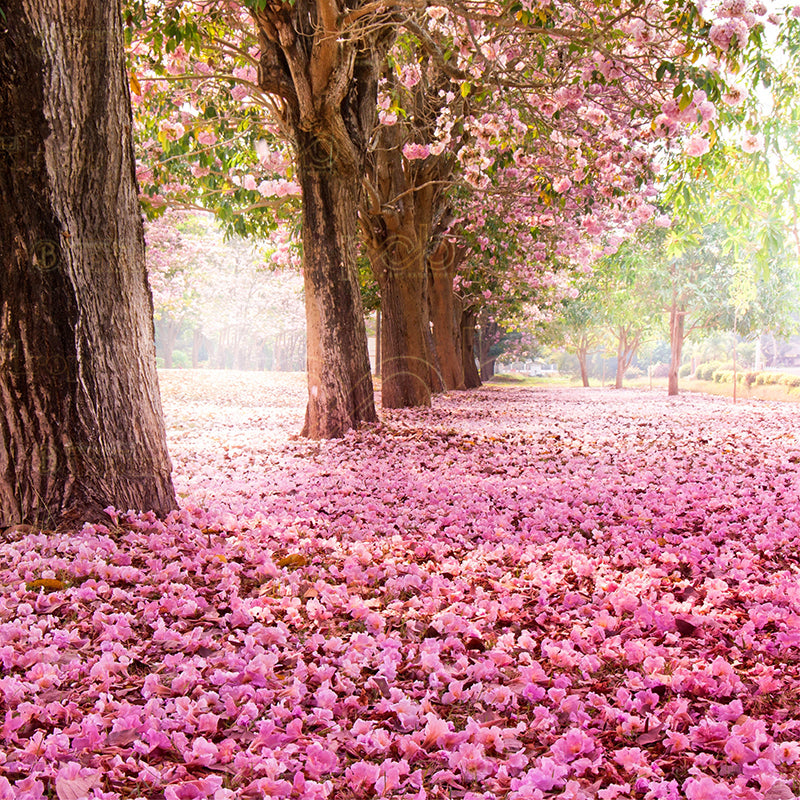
{"left": 3, "top": 372, "right": 800, "bottom": 800}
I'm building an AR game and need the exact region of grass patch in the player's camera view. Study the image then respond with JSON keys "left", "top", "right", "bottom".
{"left": 489, "top": 373, "right": 575, "bottom": 387}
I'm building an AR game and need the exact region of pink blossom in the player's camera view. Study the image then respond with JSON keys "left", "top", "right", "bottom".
{"left": 684, "top": 776, "right": 731, "bottom": 799}
{"left": 684, "top": 136, "right": 710, "bottom": 157}
{"left": 196, "top": 130, "right": 217, "bottom": 146}
{"left": 402, "top": 142, "right": 431, "bottom": 160}
{"left": 741, "top": 133, "right": 764, "bottom": 153}
{"left": 553, "top": 176, "right": 572, "bottom": 193}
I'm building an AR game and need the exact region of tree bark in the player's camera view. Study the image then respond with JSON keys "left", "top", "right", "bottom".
{"left": 370, "top": 242, "right": 433, "bottom": 408}
{"left": 460, "top": 308, "right": 482, "bottom": 389}
{"left": 428, "top": 240, "right": 465, "bottom": 390}
{"left": 614, "top": 326, "right": 641, "bottom": 389}
{"left": 668, "top": 300, "right": 685, "bottom": 396}
{"left": 253, "top": 3, "right": 392, "bottom": 437}
{"left": 361, "top": 113, "right": 445, "bottom": 408}
{"left": 296, "top": 134, "right": 377, "bottom": 436}
{"left": 0, "top": 0, "right": 176, "bottom": 526}
{"left": 577, "top": 347, "right": 590, "bottom": 387}
{"left": 375, "top": 308, "right": 382, "bottom": 376}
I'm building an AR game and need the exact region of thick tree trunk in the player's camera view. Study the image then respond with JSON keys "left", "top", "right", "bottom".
{"left": 253, "top": 2, "right": 390, "bottom": 437}
{"left": 668, "top": 301, "right": 685, "bottom": 397}
{"left": 296, "top": 134, "right": 377, "bottom": 437}
{"left": 0, "top": 0, "right": 176, "bottom": 526}
{"left": 460, "top": 308, "right": 482, "bottom": 389}
{"left": 428, "top": 240, "right": 465, "bottom": 390}
{"left": 371, "top": 245, "right": 433, "bottom": 408}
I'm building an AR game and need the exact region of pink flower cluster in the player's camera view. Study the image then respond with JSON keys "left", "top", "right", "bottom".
{"left": 2, "top": 372, "right": 800, "bottom": 799}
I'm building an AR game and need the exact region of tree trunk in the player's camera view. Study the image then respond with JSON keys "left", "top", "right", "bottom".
{"left": 163, "top": 319, "right": 178, "bottom": 369}
{"left": 253, "top": 4, "right": 389, "bottom": 437}
{"left": 428, "top": 240, "right": 465, "bottom": 390}
{"left": 615, "top": 326, "right": 641, "bottom": 390}
{"left": 460, "top": 308, "right": 482, "bottom": 389}
{"left": 296, "top": 133, "right": 377, "bottom": 437}
{"left": 372, "top": 246, "right": 433, "bottom": 408}
{"left": 577, "top": 347, "right": 590, "bottom": 387}
{"left": 375, "top": 308, "right": 382, "bottom": 376}
{"left": 668, "top": 300, "right": 685, "bottom": 397}
{"left": 191, "top": 328, "right": 201, "bottom": 369}
{"left": 0, "top": 0, "right": 176, "bottom": 526}
{"left": 615, "top": 328, "right": 627, "bottom": 389}
{"left": 361, "top": 113, "right": 442, "bottom": 408}
{"left": 478, "top": 313, "right": 499, "bottom": 382}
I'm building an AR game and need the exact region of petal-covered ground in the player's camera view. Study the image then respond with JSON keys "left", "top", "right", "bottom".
{"left": 3, "top": 371, "right": 800, "bottom": 800}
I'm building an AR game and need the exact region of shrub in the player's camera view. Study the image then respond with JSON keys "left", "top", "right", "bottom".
{"left": 652, "top": 363, "right": 670, "bottom": 378}
{"left": 744, "top": 372, "right": 758, "bottom": 387}
{"left": 713, "top": 369, "right": 734, "bottom": 383}
{"left": 172, "top": 350, "right": 191, "bottom": 369}
{"left": 679, "top": 364, "right": 692, "bottom": 378}
{"left": 696, "top": 361, "right": 722, "bottom": 381}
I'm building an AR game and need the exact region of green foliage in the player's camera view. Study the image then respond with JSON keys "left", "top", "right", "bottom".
{"left": 695, "top": 360, "right": 722, "bottom": 380}
{"left": 172, "top": 350, "right": 191, "bottom": 369}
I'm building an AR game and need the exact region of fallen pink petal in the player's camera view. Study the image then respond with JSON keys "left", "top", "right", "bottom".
{"left": 3, "top": 375, "right": 800, "bottom": 798}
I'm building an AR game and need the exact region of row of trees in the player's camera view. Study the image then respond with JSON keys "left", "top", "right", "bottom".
{"left": 129, "top": 0, "right": 792, "bottom": 434}
{"left": 2, "top": 0, "right": 799, "bottom": 524}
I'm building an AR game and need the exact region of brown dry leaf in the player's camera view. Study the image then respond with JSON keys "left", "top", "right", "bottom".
{"left": 636, "top": 723, "right": 665, "bottom": 745}
{"left": 675, "top": 618, "right": 699, "bottom": 637}
{"left": 106, "top": 729, "right": 139, "bottom": 747}
{"left": 298, "top": 582, "right": 318, "bottom": 600}
{"left": 278, "top": 554, "right": 307, "bottom": 568}
{"left": 26, "top": 578, "right": 66, "bottom": 592}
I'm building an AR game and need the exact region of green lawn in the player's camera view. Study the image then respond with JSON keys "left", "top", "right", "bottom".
{"left": 491, "top": 372, "right": 800, "bottom": 403}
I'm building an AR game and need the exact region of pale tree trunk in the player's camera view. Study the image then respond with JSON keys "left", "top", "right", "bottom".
{"left": 577, "top": 346, "right": 590, "bottom": 387}
{"left": 162, "top": 319, "right": 179, "bottom": 369}
{"left": 253, "top": 2, "right": 389, "bottom": 437}
{"left": 668, "top": 298, "right": 685, "bottom": 396}
{"left": 428, "top": 240, "right": 465, "bottom": 390}
{"left": 614, "top": 326, "right": 641, "bottom": 389}
{"left": 191, "top": 328, "right": 202, "bottom": 369}
{"left": 615, "top": 328, "right": 627, "bottom": 389}
{"left": 0, "top": 0, "right": 176, "bottom": 526}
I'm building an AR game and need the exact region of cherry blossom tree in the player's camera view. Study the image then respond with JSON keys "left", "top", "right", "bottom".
{"left": 128, "top": 0, "right": 799, "bottom": 432}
